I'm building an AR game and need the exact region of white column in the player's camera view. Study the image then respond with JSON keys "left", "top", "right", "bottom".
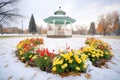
{"left": 53, "top": 20, "right": 55, "bottom": 35}
{"left": 70, "top": 22, "right": 72, "bottom": 35}
{"left": 64, "top": 20, "right": 66, "bottom": 35}
{"left": 47, "top": 22, "right": 49, "bottom": 35}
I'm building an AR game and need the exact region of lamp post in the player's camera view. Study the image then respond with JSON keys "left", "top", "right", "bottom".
{"left": 21, "top": 20, "right": 23, "bottom": 34}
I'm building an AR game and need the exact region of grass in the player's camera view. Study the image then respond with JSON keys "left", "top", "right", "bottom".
{"left": 0, "top": 34, "right": 120, "bottom": 39}
{"left": 98, "top": 36, "right": 120, "bottom": 40}
{"left": 0, "top": 34, "right": 46, "bottom": 39}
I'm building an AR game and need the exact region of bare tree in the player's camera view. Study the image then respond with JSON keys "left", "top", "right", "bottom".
{"left": 0, "top": 0, "right": 21, "bottom": 34}
{"left": 98, "top": 11, "right": 119, "bottom": 35}
{"left": 75, "top": 25, "right": 87, "bottom": 35}
{"left": 105, "top": 13, "right": 113, "bottom": 35}
{"left": 98, "top": 15, "right": 106, "bottom": 35}
{"left": 111, "top": 11, "right": 119, "bottom": 19}
{"left": 111, "top": 11, "right": 119, "bottom": 32}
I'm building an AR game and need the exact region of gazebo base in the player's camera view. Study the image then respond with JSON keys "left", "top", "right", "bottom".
{"left": 47, "top": 35, "right": 72, "bottom": 38}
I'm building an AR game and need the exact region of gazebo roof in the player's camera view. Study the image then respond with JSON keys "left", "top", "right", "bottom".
{"left": 54, "top": 7, "right": 66, "bottom": 15}
{"left": 44, "top": 16, "right": 76, "bottom": 24}
{"left": 44, "top": 7, "right": 76, "bottom": 24}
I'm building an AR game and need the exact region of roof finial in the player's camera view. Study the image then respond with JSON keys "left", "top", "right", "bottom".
{"left": 59, "top": 6, "right": 61, "bottom": 10}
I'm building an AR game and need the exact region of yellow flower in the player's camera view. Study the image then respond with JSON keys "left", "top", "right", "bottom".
{"left": 53, "top": 57, "right": 62, "bottom": 65}
{"left": 88, "top": 53, "right": 90, "bottom": 55}
{"left": 21, "top": 57, "right": 24, "bottom": 61}
{"left": 64, "top": 63, "right": 68, "bottom": 67}
{"left": 75, "top": 57, "right": 82, "bottom": 64}
{"left": 69, "top": 60, "right": 73, "bottom": 63}
{"left": 92, "top": 54, "right": 95, "bottom": 57}
{"left": 74, "top": 54, "right": 78, "bottom": 59}
{"left": 53, "top": 57, "right": 57, "bottom": 61}
{"left": 59, "top": 50, "right": 63, "bottom": 54}
{"left": 76, "top": 67, "right": 80, "bottom": 71}
{"left": 29, "top": 55, "right": 32, "bottom": 58}
{"left": 100, "top": 54, "right": 103, "bottom": 57}
{"left": 105, "top": 52, "right": 109, "bottom": 54}
{"left": 32, "top": 55, "right": 37, "bottom": 59}
{"left": 62, "top": 54, "right": 70, "bottom": 60}
{"left": 68, "top": 52, "right": 73, "bottom": 56}
{"left": 52, "top": 67, "right": 56, "bottom": 71}
{"left": 80, "top": 54, "right": 87, "bottom": 62}
{"left": 83, "top": 64, "right": 87, "bottom": 68}
{"left": 61, "top": 63, "right": 68, "bottom": 69}
{"left": 59, "top": 59, "right": 63, "bottom": 64}
{"left": 110, "top": 52, "right": 114, "bottom": 56}
{"left": 61, "top": 65, "right": 65, "bottom": 69}
{"left": 17, "top": 45, "right": 21, "bottom": 49}
{"left": 44, "top": 57, "right": 48, "bottom": 60}
{"left": 20, "top": 50, "right": 23, "bottom": 55}
{"left": 53, "top": 61, "right": 57, "bottom": 66}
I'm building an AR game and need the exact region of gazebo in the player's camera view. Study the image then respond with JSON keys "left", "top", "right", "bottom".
{"left": 44, "top": 7, "right": 76, "bottom": 38}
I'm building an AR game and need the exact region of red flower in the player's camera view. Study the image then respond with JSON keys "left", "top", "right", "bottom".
{"left": 40, "top": 51, "right": 44, "bottom": 57}
{"left": 98, "top": 45, "right": 104, "bottom": 50}
{"left": 30, "top": 58, "right": 33, "bottom": 62}
{"left": 51, "top": 53, "right": 55, "bottom": 58}
{"left": 37, "top": 49, "right": 41, "bottom": 53}
{"left": 46, "top": 48, "right": 49, "bottom": 54}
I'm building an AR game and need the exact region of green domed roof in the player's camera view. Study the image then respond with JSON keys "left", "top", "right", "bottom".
{"left": 54, "top": 7, "right": 66, "bottom": 15}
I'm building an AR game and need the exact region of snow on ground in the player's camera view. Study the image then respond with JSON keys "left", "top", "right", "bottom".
{"left": 0, "top": 36, "right": 120, "bottom": 80}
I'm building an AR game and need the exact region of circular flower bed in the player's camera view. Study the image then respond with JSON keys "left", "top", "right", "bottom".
{"left": 15, "top": 37, "right": 113, "bottom": 77}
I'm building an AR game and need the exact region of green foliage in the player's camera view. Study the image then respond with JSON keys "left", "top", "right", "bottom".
{"left": 28, "top": 14, "right": 37, "bottom": 34}
{"left": 34, "top": 56, "right": 52, "bottom": 71}
{"left": 22, "top": 52, "right": 35, "bottom": 61}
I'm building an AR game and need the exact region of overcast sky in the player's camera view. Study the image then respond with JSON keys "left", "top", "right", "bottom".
{"left": 14, "top": 0, "right": 120, "bottom": 29}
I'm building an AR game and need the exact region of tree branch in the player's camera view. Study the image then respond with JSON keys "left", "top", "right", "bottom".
{"left": 0, "top": 0, "right": 18, "bottom": 8}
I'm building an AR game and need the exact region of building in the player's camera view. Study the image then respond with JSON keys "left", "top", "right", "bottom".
{"left": 44, "top": 7, "right": 76, "bottom": 38}
{"left": 0, "top": 27, "right": 21, "bottom": 34}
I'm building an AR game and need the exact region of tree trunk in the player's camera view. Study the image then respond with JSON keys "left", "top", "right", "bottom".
{"left": 0, "top": 24, "right": 3, "bottom": 34}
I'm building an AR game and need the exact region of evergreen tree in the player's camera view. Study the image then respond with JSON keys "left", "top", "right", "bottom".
{"left": 29, "top": 14, "right": 37, "bottom": 34}
{"left": 88, "top": 22, "right": 96, "bottom": 35}
{"left": 116, "top": 23, "right": 120, "bottom": 36}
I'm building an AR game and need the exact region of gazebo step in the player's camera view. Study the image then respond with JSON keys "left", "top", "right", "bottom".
{"left": 47, "top": 35, "right": 72, "bottom": 38}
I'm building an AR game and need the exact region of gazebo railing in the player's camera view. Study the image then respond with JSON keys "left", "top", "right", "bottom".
{"left": 47, "top": 30, "right": 72, "bottom": 36}
{"left": 54, "top": 30, "right": 64, "bottom": 35}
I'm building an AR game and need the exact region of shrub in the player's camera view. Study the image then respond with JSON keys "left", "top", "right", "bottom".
{"left": 16, "top": 38, "right": 43, "bottom": 63}
{"left": 52, "top": 50, "right": 88, "bottom": 74}
{"left": 34, "top": 56, "right": 52, "bottom": 72}
{"left": 83, "top": 37, "right": 113, "bottom": 65}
